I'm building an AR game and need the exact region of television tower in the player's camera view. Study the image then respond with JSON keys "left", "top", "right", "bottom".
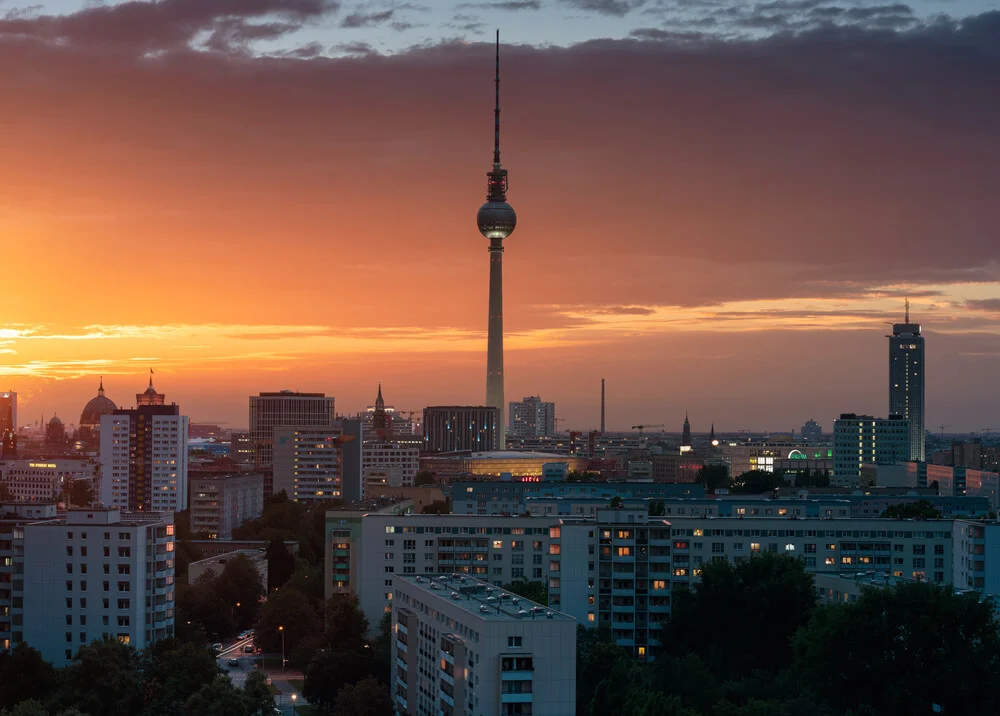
{"left": 477, "top": 30, "right": 516, "bottom": 448}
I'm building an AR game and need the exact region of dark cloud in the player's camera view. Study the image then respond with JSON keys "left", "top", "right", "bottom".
{"left": 966, "top": 299, "right": 1000, "bottom": 312}
{"left": 458, "top": 0, "right": 541, "bottom": 9}
{"left": 0, "top": 0, "right": 339, "bottom": 51}
{"left": 332, "top": 40, "right": 377, "bottom": 55}
{"left": 341, "top": 9, "right": 394, "bottom": 28}
{"left": 563, "top": 0, "right": 646, "bottom": 17}
{"left": 589, "top": 306, "right": 658, "bottom": 315}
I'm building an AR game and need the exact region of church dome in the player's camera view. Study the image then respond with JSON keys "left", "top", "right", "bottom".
{"left": 80, "top": 378, "right": 117, "bottom": 428}
{"left": 49, "top": 415, "right": 63, "bottom": 426}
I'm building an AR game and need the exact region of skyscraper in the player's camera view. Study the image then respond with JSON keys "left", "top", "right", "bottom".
{"left": 889, "top": 300, "right": 925, "bottom": 461}
{"left": 477, "top": 31, "right": 516, "bottom": 448}
{"left": 0, "top": 392, "right": 16, "bottom": 438}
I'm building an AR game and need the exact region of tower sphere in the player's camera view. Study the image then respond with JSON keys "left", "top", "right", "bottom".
{"left": 477, "top": 200, "right": 517, "bottom": 240}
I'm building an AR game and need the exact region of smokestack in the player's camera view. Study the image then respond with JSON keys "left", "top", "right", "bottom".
{"left": 600, "top": 378, "right": 605, "bottom": 433}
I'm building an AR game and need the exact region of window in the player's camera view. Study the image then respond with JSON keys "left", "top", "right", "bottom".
{"left": 507, "top": 636, "right": 522, "bottom": 648}
{"left": 493, "top": 540, "right": 503, "bottom": 549}
{"left": 750, "top": 543, "right": 761, "bottom": 553}
{"left": 652, "top": 580, "right": 666, "bottom": 590}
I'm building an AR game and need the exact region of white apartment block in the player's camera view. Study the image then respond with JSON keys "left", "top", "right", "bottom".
{"left": 357, "top": 514, "right": 561, "bottom": 626}
{"left": 21, "top": 508, "right": 175, "bottom": 666}
{"left": 273, "top": 426, "right": 345, "bottom": 504}
{"left": 189, "top": 473, "right": 264, "bottom": 539}
{"left": 100, "top": 409, "right": 188, "bottom": 512}
{"left": 392, "top": 573, "right": 576, "bottom": 716}
{"left": 953, "top": 520, "right": 999, "bottom": 596}
{"left": 0, "top": 459, "right": 99, "bottom": 502}
{"left": 363, "top": 441, "right": 420, "bottom": 489}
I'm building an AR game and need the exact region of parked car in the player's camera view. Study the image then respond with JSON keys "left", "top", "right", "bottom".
{"left": 210, "top": 643, "right": 223, "bottom": 653}
{"left": 227, "top": 657, "right": 239, "bottom": 667}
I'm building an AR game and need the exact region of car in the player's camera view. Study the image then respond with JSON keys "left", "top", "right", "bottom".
{"left": 243, "top": 645, "right": 254, "bottom": 654}
{"left": 238, "top": 631, "right": 250, "bottom": 640}
{"left": 227, "top": 657, "right": 239, "bottom": 667}
{"left": 210, "top": 643, "right": 223, "bottom": 653}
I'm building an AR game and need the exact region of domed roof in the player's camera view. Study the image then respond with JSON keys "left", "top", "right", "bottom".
{"left": 80, "top": 378, "right": 117, "bottom": 427}
{"left": 49, "top": 415, "right": 63, "bottom": 426}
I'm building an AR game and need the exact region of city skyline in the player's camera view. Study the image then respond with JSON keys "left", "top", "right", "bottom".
{"left": 1, "top": 2, "right": 999, "bottom": 430}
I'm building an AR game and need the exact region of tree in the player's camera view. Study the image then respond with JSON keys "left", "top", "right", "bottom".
{"left": 256, "top": 586, "right": 322, "bottom": 657}
{"left": 139, "top": 639, "right": 221, "bottom": 715}
{"left": 51, "top": 639, "right": 144, "bottom": 716}
{"left": 567, "top": 471, "right": 602, "bottom": 482}
{"left": 243, "top": 671, "right": 276, "bottom": 716}
{"left": 730, "top": 470, "right": 788, "bottom": 494}
{"left": 322, "top": 595, "right": 370, "bottom": 651}
{"left": 576, "top": 626, "right": 628, "bottom": 715}
{"left": 303, "top": 648, "right": 380, "bottom": 713}
{"left": 333, "top": 677, "right": 393, "bottom": 716}
{"left": 794, "top": 581, "right": 1000, "bottom": 714}
{"left": 503, "top": 579, "right": 548, "bottom": 606}
{"left": 0, "top": 483, "right": 12, "bottom": 502}
{"left": 414, "top": 470, "right": 435, "bottom": 487}
{"left": 421, "top": 500, "right": 449, "bottom": 515}
{"left": 184, "top": 676, "right": 254, "bottom": 716}
{"left": 880, "top": 500, "right": 942, "bottom": 519}
{"left": 662, "top": 552, "right": 817, "bottom": 678}
{"left": 265, "top": 537, "right": 295, "bottom": 590}
{"left": 67, "top": 479, "right": 94, "bottom": 507}
{"left": 216, "top": 554, "right": 265, "bottom": 629}
{"left": 696, "top": 464, "right": 730, "bottom": 493}
{"left": 649, "top": 499, "right": 666, "bottom": 517}
{"left": 608, "top": 496, "right": 624, "bottom": 509}
{"left": 0, "top": 701, "right": 48, "bottom": 716}
{"left": 0, "top": 643, "right": 56, "bottom": 710}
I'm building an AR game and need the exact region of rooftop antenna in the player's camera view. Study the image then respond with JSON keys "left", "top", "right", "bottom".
{"left": 905, "top": 298, "right": 910, "bottom": 324}
{"left": 493, "top": 29, "right": 501, "bottom": 170}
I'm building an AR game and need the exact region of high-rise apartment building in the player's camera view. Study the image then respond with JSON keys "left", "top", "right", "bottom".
{"left": 423, "top": 406, "right": 498, "bottom": 453}
{"left": 100, "top": 403, "right": 188, "bottom": 512}
{"left": 1, "top": 502, "right": 57, "bottom": 652}
{"left": 188, "top": 473, "right": 263, "bottom": 539}
{"left": 508, "top": 396, "right": 556, "bottom": 438}
{"left": 230, "top": 432, "right": 254, "bottom": 464}
{"left": 0, "top": 393, "right": 17, "bottom": 436}
{"left": 889, "top": 302, "right": 926, "bottom": 461}
{"left": 392, "top": 574, "right": 576, "bottom": 716}
{"left": 801, "top": 419, "right": 823, "bottom": 442}
{"left": 21, "top": 508, "right": 175, "bottom": 666}
{"left": 363, "top": 440, "right": 420, "bottom": 489}
{"left": 272, "top": 426, "right": 348, "bottom": 504}
{"left": 832, "top": 414, "right": 909, "bottom": 487}
{"left": 249, "top": 391, "right": 337, "bottom": 496}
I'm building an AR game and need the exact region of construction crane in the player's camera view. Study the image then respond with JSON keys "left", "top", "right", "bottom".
{"left": 938, "top": 424, "right": 951, "bottom": 437}
{"left": 631, "top": 424, "right": 664, "bottom": 436}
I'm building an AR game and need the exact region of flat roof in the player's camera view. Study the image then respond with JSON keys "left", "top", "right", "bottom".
{"left": 396, "top": 573, "right": 574, "bottom": 623}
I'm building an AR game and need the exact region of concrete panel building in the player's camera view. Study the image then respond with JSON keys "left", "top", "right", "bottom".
{"left": 392, "top": 574, "right": 575, "bottom": 716}
{"left": 832, "top": 414, "right": 909, "bottom": 487}
{"left": 423, "top": 406, "right": 499, "bottom": 453}
{"left": 21, "top": 508, "right": 175, "bottom": 666}
{"left": 0, "top": 459, "right": 98, "bottom": 503}
{"left": 508, "top": 396, "right": 556, "bottom": 438}
{"left": 189, "top": 473, "right": 263, "bottom": 539}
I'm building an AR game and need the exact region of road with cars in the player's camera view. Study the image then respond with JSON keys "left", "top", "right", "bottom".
{"left": 215, "top": 632, "right": 306, "bottom": 714}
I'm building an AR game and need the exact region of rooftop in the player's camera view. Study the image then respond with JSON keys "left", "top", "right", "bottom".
{"left": 429, "top": 451, "right": 579, "bottom": 460}
{"left": 396, "top": 573, "right": 574, "bottom": 622}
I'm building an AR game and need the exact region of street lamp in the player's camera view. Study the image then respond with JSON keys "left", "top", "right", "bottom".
{"left": 291, "top": 693, "right": 297, "bottom": 715}
{"left": 279, "top": 625, "right": 285, "bottom": 672}
{"left": 232, "top": 601, "right": 241, "bottom": 626}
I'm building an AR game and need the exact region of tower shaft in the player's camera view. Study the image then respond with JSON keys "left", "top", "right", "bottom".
{"left": 487, "top": 239, "right": 505, "bottom": 446}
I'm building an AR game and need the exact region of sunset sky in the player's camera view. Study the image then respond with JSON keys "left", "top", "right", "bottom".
{"left": 1, "top": 0, "right": 998, "bottom": 433}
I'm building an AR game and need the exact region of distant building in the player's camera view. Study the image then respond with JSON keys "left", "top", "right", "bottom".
{"left": 0, "top": 458, "right": 98, "bottom": 502}
{"left": 363, "top": 440, "right": 420, "bottom": 489}
{"left": 832, "top": 414, "right": 909, "bottom": 487}
{"left": 0, "top": 393, "right": 16, "bottom": 437}
{"left": 681, "top": 413, "right": 692, "bottom": 451}
{"left": 230, "top": 433, "right": 253, "bottom": 464}
{"left": 952, "top": 440, "right": 983, "bottom": 469}
{"left": 78, "top": 379, "right": 117, "bottom": 449}
{"left": 888, "top": 303, "right": 925, "bottom": 461}
{"left": 420, "top": 451, "right": 591, "bottom": 481}
{"left": 272, "top": 426, "right": 348, "bottom": 504}
{"left": 423, "top": 406, "right": 498, "bottom": 453}
{"left": 99, "top": 384, "right": 189, "bottom": 512}
{"left": 651, "top": 454, "right": 703, "bottom": 483}
{"left": 801, "top": 419, "right": 823, "bottom": 442}
{"left": 249, "top": 391, "right": 337, "bottom": 496}
{"left": 21, "top": 508, "right": 175, "bottom": 666}
{"left": 392, "top": 574, "right": 576, "bottom": 716}
{"left": 188, "top": 473, "right": 263, "bottom": 539}
{"left": 953, "top": 520, "right": 1000, "bottom": 596}
{"left": 45, "top": 416, "right": 66, "bottom": 447}
{"left": 508, "top": 396, "right": 556, "bottom": 438}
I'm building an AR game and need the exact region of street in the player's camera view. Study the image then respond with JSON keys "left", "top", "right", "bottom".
{"left": 216, "top": 636, "right": 308, "bottom": 714}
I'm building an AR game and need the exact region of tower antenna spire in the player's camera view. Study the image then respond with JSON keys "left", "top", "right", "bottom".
{"left": 905, "top": 297, "right": 910, "bottom": 324}
{"left": 493, "top": 29, "right": 501, "bottom": 168}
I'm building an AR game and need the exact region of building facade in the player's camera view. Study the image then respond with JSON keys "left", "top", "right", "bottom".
{"left": 392, "top": 574, "right": 576, "bottom": 716}
{"left": 188, "top": 473, "right": 264, "bottom": 539}
{"left": 0, "top": 459, "right": 98, "bottom": 503}
{"left": 1, "top": 503, "right": 59, "bottom": 651}
{"left": 508, "top": 396, "right": 556, "bottom": 438}
{"left": 423, "top": 406, "right": 499, "bottom": 453}
{"left": 272, "top": 426, "right": 346, "bottom": 504}
{"left": 363, "top": 440, "right": 421, "bottom": 490}
{"left": 249, "top": 391, "right": 337, "bottom": 495}
{"left": 99, "top": 405, "right": 189, "bottom": 512}
{"left": 889, "top": 309, "right": 926, "bottom": 461}
{"left": 21, "top": 508, "right": 175, "bottom": 666}
{"left": 832, "top": 414, "right": 909, "bottom": 487}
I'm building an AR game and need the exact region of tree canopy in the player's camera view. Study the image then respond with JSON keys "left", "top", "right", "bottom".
{"left": 695, "top": 465, "right": 730, "bottom": 493}
{"left": 503, "top": 579, "right": 549, "bottom": 606}
{"left": 880, "top": 500, "right": 943, "bottom": 519}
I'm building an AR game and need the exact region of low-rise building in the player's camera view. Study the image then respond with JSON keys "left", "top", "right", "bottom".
{"left": 363, "top": 440, "right": 420, "bottom": 489}
{"left": 188, "top": 550, "right": 267, "bottom": 587}
{"left": 450, "top": 480, "right": 704, "bottom": 516}
{"left": 953, "top": 520, "right": 999, "bottom": 596}
{"left": 392, "top": 573, "right": 576, "bottom": 716}
{"left": 0, "top": 459, "right": 99, "bottom": 503}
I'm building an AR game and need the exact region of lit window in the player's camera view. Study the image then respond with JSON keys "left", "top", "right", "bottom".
{"left": 587, "top": 614, "right": 595, "bottom": 622}
{"left": 785, "top": 544, "right": 795, "bottom": 551}
{"left": 750, "top": 543, "right": 761, "bottom": 552}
